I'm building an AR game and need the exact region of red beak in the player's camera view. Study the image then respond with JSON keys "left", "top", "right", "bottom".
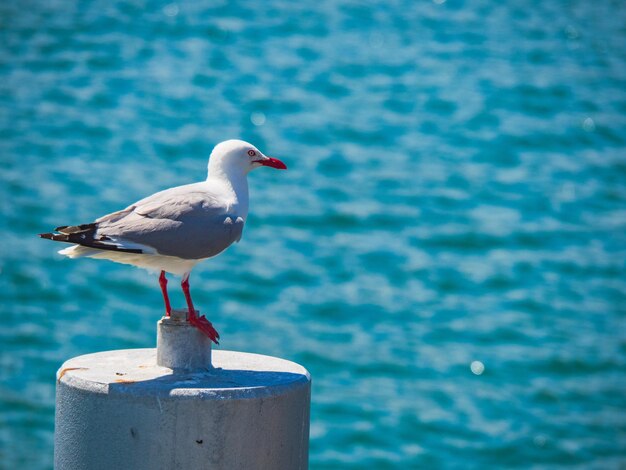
{"left": 256, "top": 157, "right": 287, "bottom": 170}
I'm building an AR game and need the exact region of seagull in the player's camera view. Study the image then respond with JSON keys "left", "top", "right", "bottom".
{"left": 39, "top": 139, "right": 287, "bottom": 344}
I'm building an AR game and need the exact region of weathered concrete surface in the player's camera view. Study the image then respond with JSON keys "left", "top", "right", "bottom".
{"left": 55, "top": 348, "right": 311, "bottom": 470}
{"left": 156, "top": 309, "right": 212, "bottom": 370}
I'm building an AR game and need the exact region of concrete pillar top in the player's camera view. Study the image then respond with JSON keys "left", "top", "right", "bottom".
{"left": 57, "top": 349, "right": 310, "bottom": 400}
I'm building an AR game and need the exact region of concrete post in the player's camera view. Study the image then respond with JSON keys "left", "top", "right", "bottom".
{"left": 156, "top": 309, "right": 212, "bottom": 370}
{"left": 54, "top": 311, "right": 311, "bottom": 470}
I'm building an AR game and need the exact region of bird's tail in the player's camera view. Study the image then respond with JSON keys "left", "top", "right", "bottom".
{"left": 57, "top": 244, "right": 100, "bottom": 258}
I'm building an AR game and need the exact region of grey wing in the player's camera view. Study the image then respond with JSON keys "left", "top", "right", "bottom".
{"left": 96, "top": 187, "right": 244, "bottom": 260}
{"left": 95, "top": 184, "right": 196, "bottom": 224}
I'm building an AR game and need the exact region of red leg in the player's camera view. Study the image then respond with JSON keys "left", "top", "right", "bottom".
{"left": 181, "top": 273, "right": 197, "bottom": 320}
{"left": 181, "top": 273, "right": 220, "bottom": 344}
{"left": 159, "top": 271, "right": 172, "bottom": 316}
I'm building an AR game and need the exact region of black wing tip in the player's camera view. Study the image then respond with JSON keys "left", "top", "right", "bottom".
{"left": 39, "top": 223, "right": 96, "bottom": 243}
{"left": 39, "top": 232, "right": 69, "bottom": 242}
{"left": 55, "top": 223, "right": 96, "bottom": 234}
{"left": 39, "top": 226, "right": 144, "bottom": 254}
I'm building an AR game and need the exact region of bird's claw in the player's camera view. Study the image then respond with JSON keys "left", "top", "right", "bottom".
{"left": 188, "top": 313, "right": 220, "bottom": 344}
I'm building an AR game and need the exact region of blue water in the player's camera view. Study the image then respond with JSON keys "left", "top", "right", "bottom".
{"left": 1, "top": 0, "right": 626, "bottom": 468}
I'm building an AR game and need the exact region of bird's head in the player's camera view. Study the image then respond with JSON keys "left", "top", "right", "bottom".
{"left": 208, "top": 140, "right": 287, "bottom": 177}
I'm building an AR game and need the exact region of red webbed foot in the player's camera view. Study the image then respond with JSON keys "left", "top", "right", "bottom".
{"left": 188, "top": 313, "right": 220, "bottom": 344}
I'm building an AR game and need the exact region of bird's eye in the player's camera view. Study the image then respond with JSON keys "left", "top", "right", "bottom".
{"left": 248, "top": 150, "right": 256, "bottom": 157}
